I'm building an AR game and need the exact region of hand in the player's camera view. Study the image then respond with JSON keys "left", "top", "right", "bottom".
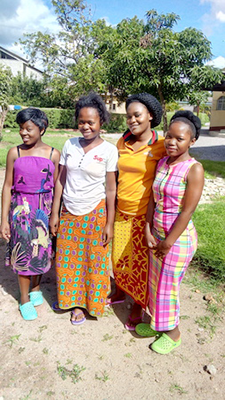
{"left": 102, "top": 222, "right": 114, "bottom": 246}
{"left": 145, "top": 223, "right": 157, "bottom": 249}
{"left": 0, "top": 221, "right": 11, "bottom": 242}
{"left": 154, "top": 240, "right": 172, "bottom": 259}
{"left": 49, "top": 213, "right": 59, "bottom": 237}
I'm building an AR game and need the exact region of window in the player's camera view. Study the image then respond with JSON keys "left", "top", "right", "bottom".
{"left": 217, "top": 96, "right": 225, "bottom": 110}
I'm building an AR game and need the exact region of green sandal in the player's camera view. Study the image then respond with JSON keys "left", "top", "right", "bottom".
{"left": 29, "top": 291, "right": 44, "bottom": 307}
{"left": 135, "top": 323, "right": 158, "bottom": 337}
{"left": 19, "top": 301, "right": 38, "bottom": 321}
{"left": 151, "top": 333, "right": 181, "bottom": 354}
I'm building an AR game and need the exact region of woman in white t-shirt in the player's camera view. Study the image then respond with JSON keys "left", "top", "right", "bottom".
{"left": 50, "top": 93, "right": 118, "bottom": 325}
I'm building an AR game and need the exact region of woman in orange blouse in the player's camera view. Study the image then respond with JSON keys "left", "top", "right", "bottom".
{"left": 110, "top": 93, "right": 166, "bottom": 330}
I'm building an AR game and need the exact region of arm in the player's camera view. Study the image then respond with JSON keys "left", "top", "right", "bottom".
{"left": 102, "top": 171, "right": 117, "bottom": 246}
{"left": 155, "top": 163, "right": 204, "bottom": 258}
{"left": 52, "top": 148, "right": 61, "bottom": 184}
{"left": 0, "top": 148, "right": 17, "bottom": 241}
{"left": 145, "top": 191, "right": 157, "bottom": 248}
{"left": 49, "top": 164, "right": 67, "bottom": 236}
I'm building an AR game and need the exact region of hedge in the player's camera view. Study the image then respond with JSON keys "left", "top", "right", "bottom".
{"left": 4, "top": 108, "right": 76, "bottom": 129}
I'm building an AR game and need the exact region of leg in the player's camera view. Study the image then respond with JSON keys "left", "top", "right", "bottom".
{"left": 125, "top": 302, "right": 143, "bottom": 331}
{"left": 31, "top": 274, "right": 42, "bottom": 292}
{"left": 18, "top": 275, "right": 31, "bottom": 305}
{"left": 107, "top": 284, "right": 126, "bottom": 303}
{"left": 165, "top": 325, "right": 181, "bottom": 342}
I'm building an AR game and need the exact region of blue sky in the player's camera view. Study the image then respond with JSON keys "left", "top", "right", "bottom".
{"left": 0, "top": 0, "right": 225, "bottom": 66}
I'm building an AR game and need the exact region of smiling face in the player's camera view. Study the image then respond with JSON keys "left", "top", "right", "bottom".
{"left": 165, "top": 121, "right": 196, "bottom": 159}
{"left": 78, "top": 107, "right": 101, "bottom": 140}
{"left": 126, "top": 102, "right": 153, "bottom": 137}
{"left": 19, "top": 120, "right": 43, "bottom": 146}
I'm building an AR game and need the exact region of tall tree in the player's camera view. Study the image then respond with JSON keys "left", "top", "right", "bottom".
{"left": 18, "top": 0, "right": 105, "bottom": 100}
{"left": 96, "top": 10, "right": 223, "bottom": 131}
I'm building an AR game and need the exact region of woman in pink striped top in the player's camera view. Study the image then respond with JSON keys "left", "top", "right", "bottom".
{"left": 136, "top": 111, "right": 204, "bottom": 354}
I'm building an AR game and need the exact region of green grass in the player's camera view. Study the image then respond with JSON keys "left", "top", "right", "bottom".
{"left": 192, "top": 199, "right": 225, "bottom": 282}
{"left": 0, "top": 128, "right": 79, "bottom": 167}
{"left": 199, "top": 160, "right": 225, "bottom": 179}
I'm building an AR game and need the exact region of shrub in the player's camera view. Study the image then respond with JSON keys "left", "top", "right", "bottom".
{"left": 103, "top": 113, "right": 127, "bottom": 133}
{"left": 4, "top": 108, "right": 76, "bottom": 129}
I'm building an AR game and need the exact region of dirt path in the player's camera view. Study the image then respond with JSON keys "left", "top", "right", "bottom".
{"left": 1, "top": 237, "right": 224, "bottom": 400}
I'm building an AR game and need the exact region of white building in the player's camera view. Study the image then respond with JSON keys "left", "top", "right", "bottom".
{"left": 0, "top": 46, "right": 43, "bottom": 81}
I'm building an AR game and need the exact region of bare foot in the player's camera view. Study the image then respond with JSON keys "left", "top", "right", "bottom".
{"left": 125, "top": 303, "right": 143, "bottom": 330}
{"left": 107, "top": 287, "right": 126, "bottom": 303}
{"left": 70, "top": 308, "right": 86, "bottom": 325}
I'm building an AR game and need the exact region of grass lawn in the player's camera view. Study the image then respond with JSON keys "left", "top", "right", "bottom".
{"left": 192, "top": 199, "right": 225, "bottom": 282}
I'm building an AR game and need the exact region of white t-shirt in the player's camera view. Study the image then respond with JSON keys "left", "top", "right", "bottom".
{"left": 60, "top": 137, "right": 118, "bottom": 215}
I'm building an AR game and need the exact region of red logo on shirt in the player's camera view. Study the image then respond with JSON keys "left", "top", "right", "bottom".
{"left": 93, "top": 155, "right": 103, "bottom": 162}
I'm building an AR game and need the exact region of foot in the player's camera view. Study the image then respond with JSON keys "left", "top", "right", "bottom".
{"left": 70, "top": 308, "right": 86, "bottom": 325}
{"left": 107, "top": 289, "right": 126, "bottom": 305}
{"left": 125, "top": 303, "right": 143, "bottom": 330}
{"left": 19, "top": 301, "right": 37, "bottom": 321}
{"left": 29, "top": 290, "right": 43, "bottom": 307}
{"left": 151, "top": 333, "right": 181, "bottom": 354}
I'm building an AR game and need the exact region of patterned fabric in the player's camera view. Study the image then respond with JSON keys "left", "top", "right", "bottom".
{"left": 6, "top": 156, "right": 55, "bottom": 275}
{"left": 149, "top": 157, "right": 198, "bottom": 331}
{"left": 55, "top": 200, "right": 110, "bottom": 317}
{"left": 112, "top": 210, "right": 149, "bottom": 309}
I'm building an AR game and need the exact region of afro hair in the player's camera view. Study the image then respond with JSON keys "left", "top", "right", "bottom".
{"left": 170, "top": 110, "right": 201, "bottom": 140}
{"left": 75, "top": 92, "right": 109, "bottom": 125}
{"left": 126, "top": 92, "right": 162, "bottom": 128}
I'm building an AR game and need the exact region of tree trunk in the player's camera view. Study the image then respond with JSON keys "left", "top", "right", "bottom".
{"left": 196, "top": 100, "right": 200, "bottom": 117}
{"left": 109, "top": 86, "right": 113, "bottom": 112}
{"left": 0, "top": 108, "right": 8, "bottom": 141}
{"left": 157, "top": 85, "right": 167, "bottom": 134}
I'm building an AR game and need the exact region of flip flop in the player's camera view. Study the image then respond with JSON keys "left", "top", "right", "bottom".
{"left": 125, "top": 313, "right": 144, "bottom": 331}
{"left": 70, "top": 310, "right": 86, "bottom": 326}
{"left": 135, "top": 323, "right": 158, "bottom": 337}
{"left": 51, "top": 301, "right": 62, "bottom": 311}
{"left": 19, "top": 301, "right": 38, "bottom": 321}
{"left": 29, "top": 291, "right": 43, "bottom": 307}
{"left": 106, "top": 298, "right": 125, "bottom": 306}
{"left": 151, "top": 333, "right": 181, "bottom": 354}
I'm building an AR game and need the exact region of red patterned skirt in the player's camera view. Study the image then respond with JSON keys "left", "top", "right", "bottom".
{"left": 111, "top": 210, "right": 149, "bottom": 309}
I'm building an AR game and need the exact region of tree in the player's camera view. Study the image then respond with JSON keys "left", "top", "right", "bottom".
{"left": 95, "top": 10, "right": 223, "bottom": 131}
{"left": 0, "top": 65, "right": 13, "bottom": 140}
{"left": 187, "top": 91, "right": 209, "bottom": 117}
{"left": 18, "top": 0, "right": 106, "bottom": 101}
{"left": 10, "top": 73, "right": 46, "bottom": 107}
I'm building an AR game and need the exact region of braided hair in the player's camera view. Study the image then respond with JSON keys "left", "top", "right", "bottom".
{"left": 126, "top": 92, "right": 162, "bottom": 128}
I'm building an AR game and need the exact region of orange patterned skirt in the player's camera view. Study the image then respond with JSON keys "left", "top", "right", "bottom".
{"left": 55, "top": 200, "right": 110, "bottom": 317}
{"left": 111, "top": 210, "right": 149, "bottom": 309}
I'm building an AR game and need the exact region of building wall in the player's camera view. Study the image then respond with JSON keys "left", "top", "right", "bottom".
{"left": 0, "top": 59, "right": 43, "bottom": 81}
{"left": 210, "top": 91, "right": 225, "bottom": 131}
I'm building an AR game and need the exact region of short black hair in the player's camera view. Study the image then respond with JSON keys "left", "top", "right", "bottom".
{"left": 170, "top": 111, "right": 201, "bottom": 140}
{"left": 75, "top": 92, "right": 109, "bottom": 125}
{"left": 126, "top": 92, "right": 162, "bottom": 128}
{"left": 16, "top": 108, "right": 48, "bottom": 135}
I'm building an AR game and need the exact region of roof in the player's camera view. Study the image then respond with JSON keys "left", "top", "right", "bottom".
{"left": 0, "top": 46, "right": 43, "bottom": 74}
